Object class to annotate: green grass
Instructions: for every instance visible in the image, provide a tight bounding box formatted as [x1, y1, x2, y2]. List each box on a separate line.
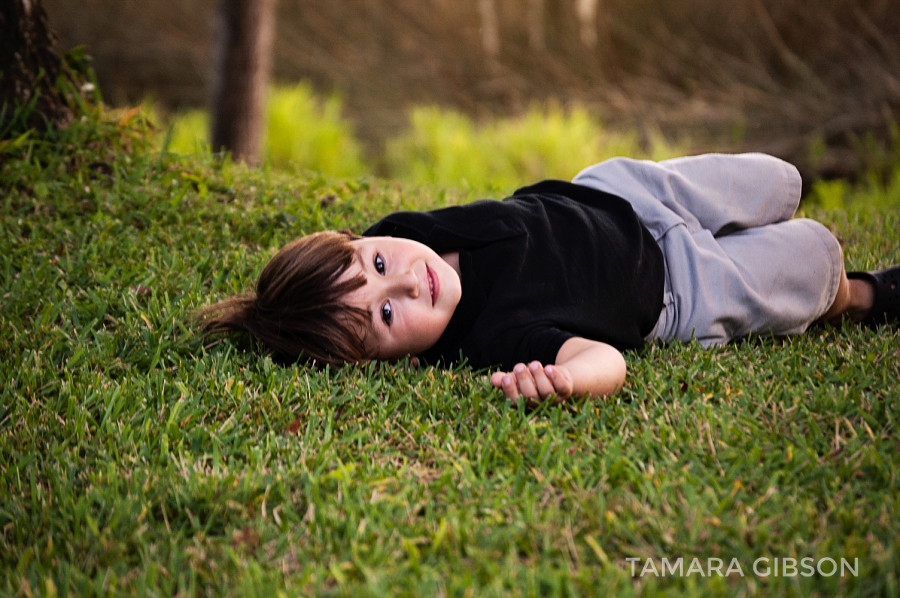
[384, 104, 687, 194]
[162, 88, 688, 195]
[2, 113, 900, 597]
[164, 83, 367, 179]
[810, 169, 900, 211]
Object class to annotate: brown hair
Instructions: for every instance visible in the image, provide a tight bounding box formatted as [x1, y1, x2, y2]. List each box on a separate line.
[197, 230, 371, 365]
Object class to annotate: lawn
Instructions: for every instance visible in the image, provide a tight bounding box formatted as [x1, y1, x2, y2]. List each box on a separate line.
[1, 115, 899, 597]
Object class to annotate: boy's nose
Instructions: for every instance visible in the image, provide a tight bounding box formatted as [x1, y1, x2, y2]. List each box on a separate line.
[394, 269, 419, 298]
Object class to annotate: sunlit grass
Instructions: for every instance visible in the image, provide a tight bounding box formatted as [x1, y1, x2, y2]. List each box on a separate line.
[807, 122, 900, 209]
[265, 84, 366, 178]
[809, 167, 900, 210]
[161, 86, 900, 207]
[386, 104, 689, 193]
[166, 109, 210, 155]
[163, 82, 366, 178]
[162, 90, 691, 193]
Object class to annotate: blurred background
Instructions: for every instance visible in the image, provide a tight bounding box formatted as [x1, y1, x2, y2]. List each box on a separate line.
[45, 0, 900, 194]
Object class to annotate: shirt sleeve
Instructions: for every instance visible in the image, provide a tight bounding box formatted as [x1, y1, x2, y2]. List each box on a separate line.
[507, 325, 575, 369]
[363, 212, 435, 244]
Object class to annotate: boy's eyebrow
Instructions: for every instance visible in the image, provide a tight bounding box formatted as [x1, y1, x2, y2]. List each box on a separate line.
[348, 245, 368, 277]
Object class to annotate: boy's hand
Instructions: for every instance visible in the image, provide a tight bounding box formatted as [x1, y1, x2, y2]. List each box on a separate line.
[490, 361, 574, 405]
[489, 338, 626, 404]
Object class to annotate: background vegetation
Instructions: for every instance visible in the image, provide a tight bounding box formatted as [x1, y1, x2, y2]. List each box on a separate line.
[163, 83, 900, 204]
[2, 109, 899, 596]
[45, 0, 900, 184]
[166, 84, 367, 180]
[162, 84, 688, 193]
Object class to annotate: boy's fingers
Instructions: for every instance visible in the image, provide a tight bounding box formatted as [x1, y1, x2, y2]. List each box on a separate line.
[492, 364, 576, 403]
[513, 363, 539, 399]
[528, 361, 556, 399]
[491, 365, 558, 404]
[545, 365, 573, 399]
[501, 374, 521, 402]
[489, 371, 527, 405]
[490, 371, 506, 388]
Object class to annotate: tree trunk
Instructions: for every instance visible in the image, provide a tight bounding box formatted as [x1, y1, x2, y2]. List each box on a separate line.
[575, 0, 598, 49]
[210, 0, 276, 165]
[527, 0, 545, 52]
[477, 0, 500, 72]
[0, 0, 83, 135]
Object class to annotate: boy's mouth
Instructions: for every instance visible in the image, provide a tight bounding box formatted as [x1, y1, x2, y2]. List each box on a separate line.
[427, 265, 438, 306]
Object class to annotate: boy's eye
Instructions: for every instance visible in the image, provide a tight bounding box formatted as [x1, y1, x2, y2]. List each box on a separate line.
[381, 302, 393, 325]
[374, 253, 385, 274]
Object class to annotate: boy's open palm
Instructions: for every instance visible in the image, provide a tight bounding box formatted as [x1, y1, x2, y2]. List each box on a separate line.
[489, 337, 626, 405]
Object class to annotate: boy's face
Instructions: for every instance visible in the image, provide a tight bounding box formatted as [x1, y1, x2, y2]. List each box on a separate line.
[340, 236, 462, 360]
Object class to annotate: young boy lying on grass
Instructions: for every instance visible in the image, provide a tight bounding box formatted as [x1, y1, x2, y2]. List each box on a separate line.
[201, 154, 900, 403]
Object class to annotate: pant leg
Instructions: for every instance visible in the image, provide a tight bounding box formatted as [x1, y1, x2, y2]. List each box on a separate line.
[648, 218, 843, 346]
[572, 153, 803, 240]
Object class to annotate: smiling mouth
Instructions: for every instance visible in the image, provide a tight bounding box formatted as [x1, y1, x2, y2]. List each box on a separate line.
[427, 265, 438, 306]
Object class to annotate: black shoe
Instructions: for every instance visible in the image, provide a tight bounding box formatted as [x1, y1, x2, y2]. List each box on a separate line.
[847, 266, 900, 326]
